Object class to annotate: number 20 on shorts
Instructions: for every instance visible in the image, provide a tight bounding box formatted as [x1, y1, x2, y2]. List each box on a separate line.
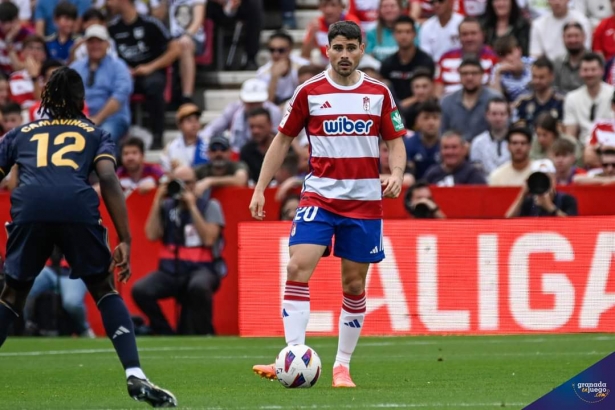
[294, 206, 319, 222]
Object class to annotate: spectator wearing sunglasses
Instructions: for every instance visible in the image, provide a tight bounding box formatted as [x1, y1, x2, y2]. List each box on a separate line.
[70, 24, 133, 144]
[193, 134, 249, 197]
[256, 31, 309, 105]
[563, 52, 614, 144]
[574, 147, 615, 184]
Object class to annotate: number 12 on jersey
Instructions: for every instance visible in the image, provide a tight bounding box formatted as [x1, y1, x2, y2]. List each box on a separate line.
[30, 132, 86, 169]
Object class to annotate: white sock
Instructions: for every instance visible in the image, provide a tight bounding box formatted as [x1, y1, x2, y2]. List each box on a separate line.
[282, 281, 310, 345]
[334, 292, 366, 369]
[125, 367, 147, 380]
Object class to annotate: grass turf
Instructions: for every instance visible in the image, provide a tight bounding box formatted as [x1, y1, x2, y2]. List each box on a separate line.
[0, 334, 612, 410]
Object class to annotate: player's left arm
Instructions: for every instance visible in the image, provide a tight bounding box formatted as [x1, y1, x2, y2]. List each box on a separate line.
[380, 92, 408, 199]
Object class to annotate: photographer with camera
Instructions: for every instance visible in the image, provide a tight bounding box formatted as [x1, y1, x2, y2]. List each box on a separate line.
[132, 165, 226, 335]
[404, 181, 446, 219]
[505, 159, 578, 218]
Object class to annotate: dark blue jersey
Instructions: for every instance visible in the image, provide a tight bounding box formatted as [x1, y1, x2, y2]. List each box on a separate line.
[0, 118, 116, 223]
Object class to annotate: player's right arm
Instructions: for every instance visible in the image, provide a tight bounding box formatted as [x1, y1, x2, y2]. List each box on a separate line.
[249, 132, 294, 219]
[249, 85, 310, 220]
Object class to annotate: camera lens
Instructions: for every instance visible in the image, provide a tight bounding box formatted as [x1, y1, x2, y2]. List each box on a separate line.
[412, 202, 433, 218]
[166, 179, 184, 198]
[527, 172, 551, 195]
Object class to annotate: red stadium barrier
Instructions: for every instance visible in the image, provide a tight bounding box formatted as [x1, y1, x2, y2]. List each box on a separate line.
[238, 218, 615, 336]
[1, 185, 615, 336]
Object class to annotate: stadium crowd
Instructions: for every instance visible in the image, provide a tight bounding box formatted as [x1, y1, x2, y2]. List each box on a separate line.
[3, 0, 615, 336]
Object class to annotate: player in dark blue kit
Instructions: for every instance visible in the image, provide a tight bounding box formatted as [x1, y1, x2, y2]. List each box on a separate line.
[0, 67, 177, 408]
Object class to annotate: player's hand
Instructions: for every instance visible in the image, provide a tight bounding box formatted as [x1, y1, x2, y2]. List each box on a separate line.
[249, 189, 266, 220]
[381, 174, 403, 198]
[109, 242, 131, 283]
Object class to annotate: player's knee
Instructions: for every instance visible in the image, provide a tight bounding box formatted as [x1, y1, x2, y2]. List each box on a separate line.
[341, 277, 365, 295]
[82, 273, 115, 303]
[286, 261, 310, 282]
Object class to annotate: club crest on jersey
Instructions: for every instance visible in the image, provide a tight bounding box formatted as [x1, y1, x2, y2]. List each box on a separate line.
[363, 96, 370, 112]
[323, 116, 373, 135]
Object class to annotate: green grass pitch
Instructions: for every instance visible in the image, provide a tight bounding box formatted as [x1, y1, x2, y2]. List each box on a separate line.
[0, 334, 612, 409]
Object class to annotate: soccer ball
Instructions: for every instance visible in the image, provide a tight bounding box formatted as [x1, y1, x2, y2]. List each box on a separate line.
[275, 344, 322, 388]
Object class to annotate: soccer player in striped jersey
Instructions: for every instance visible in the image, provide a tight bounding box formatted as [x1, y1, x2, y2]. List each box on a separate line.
[249, 21, 407, 388]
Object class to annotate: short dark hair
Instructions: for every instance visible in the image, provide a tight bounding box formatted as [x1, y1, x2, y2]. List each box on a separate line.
[534, 112, 559, 135]
[459, 57, 484, 72]
[82, 7, 106, 23]
[506, 126, 532, 143]
[410, 68, 433, 84]
[404, 180, 430, 209]
[0, 2, 18, 22]
[459, 16, 481, 31]
[533, 56, 554, 72]
[54, 1, 78, 20]
[248, 107, 271, 122]
[417, 99, 441, 116]
[493, 35, 518, 57]
[40, 59, 64, 78]
[328, 21, 362, 45]
[1, 102, 21, 117]
[550, 137, 576, 156]
[268, 30, 293, 47]
[393, 15, 415, 30]
[581, 52, 604, 68]
[121, 137, 145, 154]
[486, 96, 509, 113]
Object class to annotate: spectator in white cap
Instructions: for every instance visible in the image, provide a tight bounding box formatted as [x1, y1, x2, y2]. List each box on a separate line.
[69, 24, 133, 145]
[506, 158, 579, 217]
[199, 78, 282, 153]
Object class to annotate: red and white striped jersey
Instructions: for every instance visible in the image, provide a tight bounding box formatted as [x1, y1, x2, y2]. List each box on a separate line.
[279, 70, 406, 219]
[9, 69, 36, 108]
[589, 119, 615, 148]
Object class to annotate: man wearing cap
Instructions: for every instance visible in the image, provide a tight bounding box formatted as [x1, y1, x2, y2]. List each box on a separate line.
[160, 103, 207, 172]
[70, 24, 133, 143]
[193, 135, 249, 196]
[506, 158, 578, 217]
[199, 78, 282, 153]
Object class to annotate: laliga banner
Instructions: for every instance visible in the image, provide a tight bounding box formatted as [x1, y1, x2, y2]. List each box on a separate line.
[238, 217, 615, 336]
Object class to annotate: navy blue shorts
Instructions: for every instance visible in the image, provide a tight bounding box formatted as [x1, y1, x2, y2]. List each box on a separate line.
[4, 222, 112, 282]
[289, 207, 384, 263]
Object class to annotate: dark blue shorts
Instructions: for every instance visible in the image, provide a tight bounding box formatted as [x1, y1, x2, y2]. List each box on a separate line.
[4, 222, 112, 282]
[288, 207, 384, 263]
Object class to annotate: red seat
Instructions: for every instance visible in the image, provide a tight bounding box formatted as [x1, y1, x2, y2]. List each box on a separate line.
[195, 19, 214, 66]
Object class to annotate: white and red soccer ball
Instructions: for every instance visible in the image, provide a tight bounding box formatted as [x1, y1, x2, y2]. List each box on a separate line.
[275, 344, 322, 388]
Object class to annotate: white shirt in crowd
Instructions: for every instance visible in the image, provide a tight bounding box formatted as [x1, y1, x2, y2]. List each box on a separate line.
[530, 9, 592, 60]
[563, 82, 615, 144]
[10, 0, 31, 21]
[470, 131, 511, 175]
[256, 54, 310, 103]
[160, 135, 207, 172]
[419, 12, 464, 62]
[168, 0, 206, 43]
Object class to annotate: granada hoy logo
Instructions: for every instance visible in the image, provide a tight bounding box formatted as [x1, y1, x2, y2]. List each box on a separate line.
[573, 382, 610, 403]
[391, 110, 404, 132]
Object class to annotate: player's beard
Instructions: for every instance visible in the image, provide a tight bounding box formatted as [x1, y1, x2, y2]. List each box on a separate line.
[333, 60, 357, 78]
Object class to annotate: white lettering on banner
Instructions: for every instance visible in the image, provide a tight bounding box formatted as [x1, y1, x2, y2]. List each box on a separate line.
[365, 237, 410, 331]
[509, 233, 575, 330]
[418, 235, 470, 331]
[279, 238, 334, 332]
[580, 232, 615, 328]
[478, 234, 499, 330]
